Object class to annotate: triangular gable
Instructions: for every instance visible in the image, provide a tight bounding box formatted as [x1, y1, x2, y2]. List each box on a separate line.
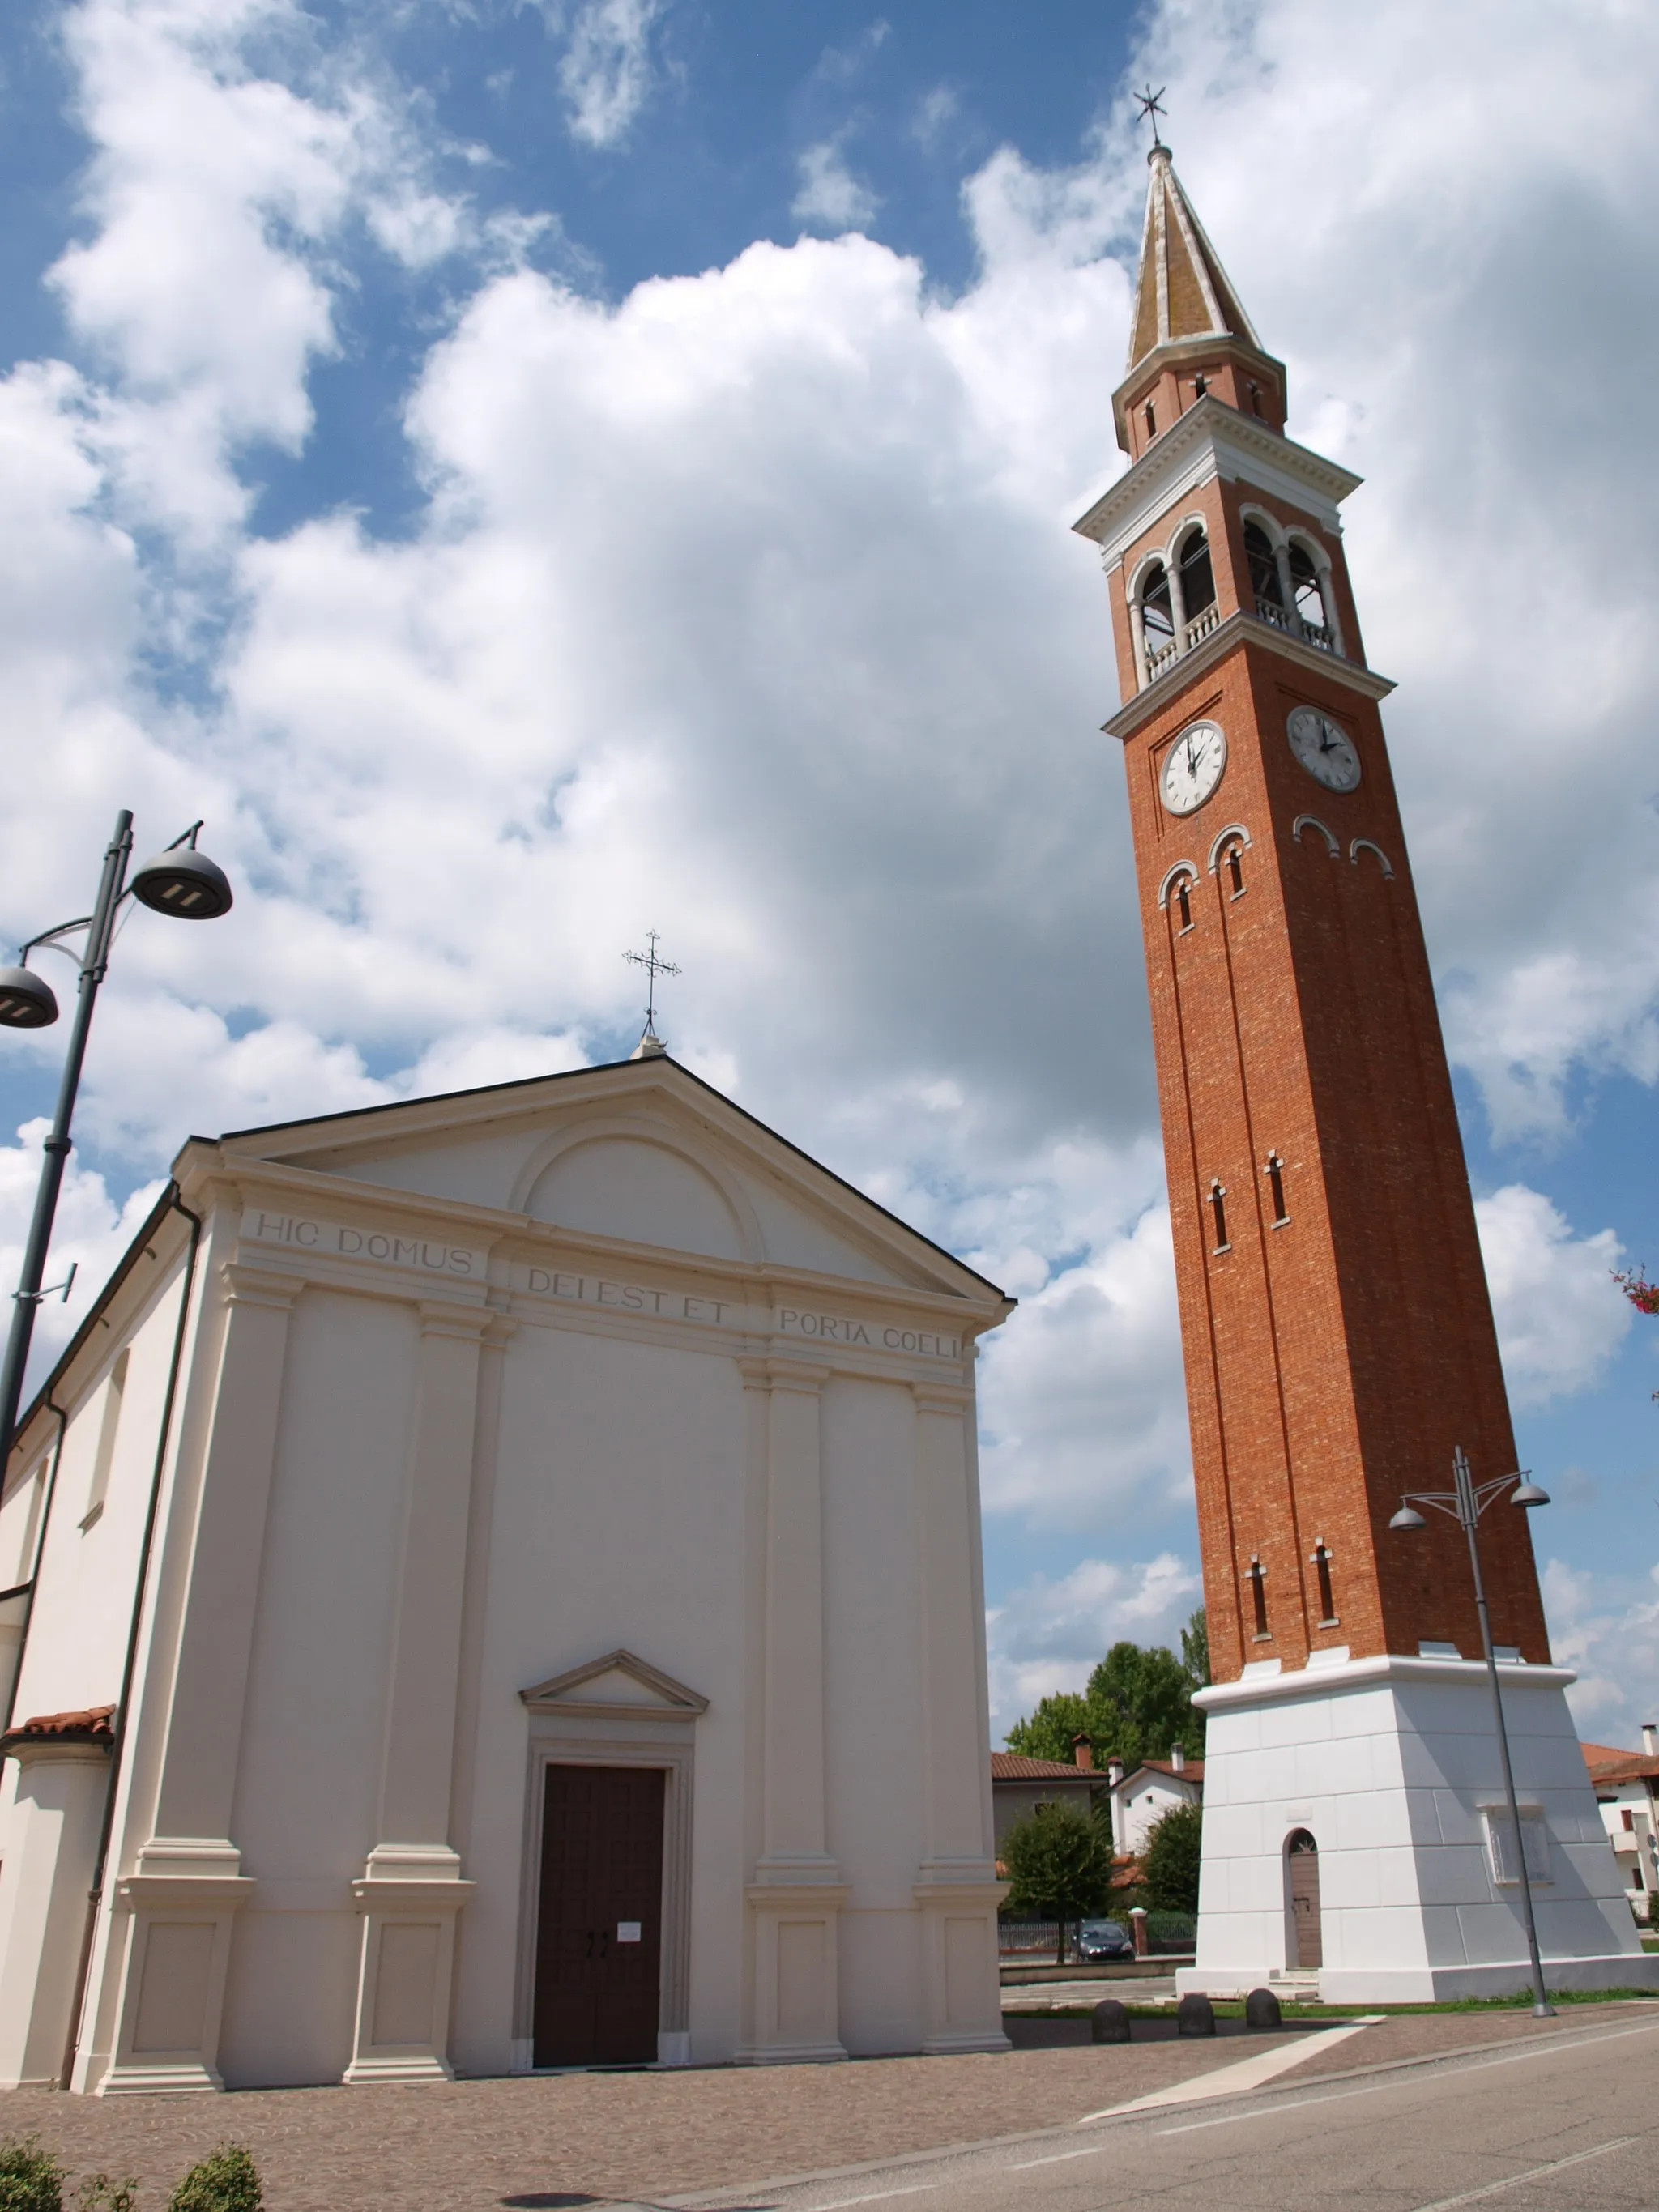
[194, 1054, 1009, 1309]
[520, 1649, 710, 1718]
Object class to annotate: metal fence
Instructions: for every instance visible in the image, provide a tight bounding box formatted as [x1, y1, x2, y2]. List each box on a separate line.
[998, 1914, 1196, 1958]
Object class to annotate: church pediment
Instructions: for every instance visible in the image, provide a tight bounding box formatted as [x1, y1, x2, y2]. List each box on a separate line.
[202, 1055, 1008, 1309]
[520, 1649, 710, 1719]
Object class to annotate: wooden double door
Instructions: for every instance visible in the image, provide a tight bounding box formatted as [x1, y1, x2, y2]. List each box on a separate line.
[533, 1764, 665, 2067]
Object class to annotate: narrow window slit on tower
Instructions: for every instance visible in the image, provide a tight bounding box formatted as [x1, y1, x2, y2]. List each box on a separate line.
[1311, 1541, 1337, 1627]
[1246, 1556, 1269, 1640]
[1145, 400, 1157, 437]
[1209, 1179, 1230, 1254]
[1225, 842, 1245, 897]
[1193, 373, 1208, 399]
[1175, 878, 1192, 931]
[1266, 1153, 1288, 1225]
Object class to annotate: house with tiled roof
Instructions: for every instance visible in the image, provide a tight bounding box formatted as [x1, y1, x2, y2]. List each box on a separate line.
[989, 1737, 1100, 1846]
[1105, 1749, 1204, 1855]
[1583, 1733, 1659, 1920]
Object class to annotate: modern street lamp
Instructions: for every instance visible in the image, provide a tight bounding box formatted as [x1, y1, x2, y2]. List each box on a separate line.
[1389, 1447, 1554, 2016]
[0, 811, 232, 1457]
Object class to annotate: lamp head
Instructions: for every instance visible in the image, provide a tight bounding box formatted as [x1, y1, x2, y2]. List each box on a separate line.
[130, 836, 233, 920]
[1510, 1480, 1550, 1510]
[0, 965, 59, 1029]
[1388, 1501, 1427, 1532]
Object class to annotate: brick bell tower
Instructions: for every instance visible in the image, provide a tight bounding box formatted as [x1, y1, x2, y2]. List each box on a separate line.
[1073, 141, 1653, 2001]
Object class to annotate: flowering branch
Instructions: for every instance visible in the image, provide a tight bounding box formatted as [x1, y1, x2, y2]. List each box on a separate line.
[1614, 1267, 1659, 1317]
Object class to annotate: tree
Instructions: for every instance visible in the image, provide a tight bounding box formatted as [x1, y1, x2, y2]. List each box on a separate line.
[1141, 1801, 1203, 1914]
[1615, 1270, 1659, 1402]
[1004, 1626, 1207, 1772]
[1181, 1606, 1209, 1692]
[1000, 1803, 1116, 1964]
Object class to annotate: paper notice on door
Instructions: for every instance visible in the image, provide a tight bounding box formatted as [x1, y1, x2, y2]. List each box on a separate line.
[616, 1921, 642, 1943]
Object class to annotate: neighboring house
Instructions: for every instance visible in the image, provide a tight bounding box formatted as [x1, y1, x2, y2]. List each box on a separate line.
[1583, 1733, 1659, 1916]
[1106, 1748, 1204, 1856]
[990, 1738, 1099, 1848]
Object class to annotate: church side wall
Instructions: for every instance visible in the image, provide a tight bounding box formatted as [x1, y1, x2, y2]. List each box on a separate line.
[6, 1259, 194, 1733]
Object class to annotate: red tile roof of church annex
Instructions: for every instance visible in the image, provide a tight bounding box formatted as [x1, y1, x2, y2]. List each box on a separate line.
[1582, 1741, 1659, 1784]
[989, 1754, 1096, 1781]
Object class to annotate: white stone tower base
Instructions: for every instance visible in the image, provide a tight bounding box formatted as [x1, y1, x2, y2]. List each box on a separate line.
[1177, 1653, 1659, 2004]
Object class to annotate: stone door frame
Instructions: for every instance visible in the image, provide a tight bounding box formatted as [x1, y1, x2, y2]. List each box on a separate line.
[514, 1652, 706, 2069]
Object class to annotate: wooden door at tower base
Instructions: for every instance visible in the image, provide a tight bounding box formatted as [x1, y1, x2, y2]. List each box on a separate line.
[534, 1765, 666, 2066]
[1288, 1831, 1322, 1970]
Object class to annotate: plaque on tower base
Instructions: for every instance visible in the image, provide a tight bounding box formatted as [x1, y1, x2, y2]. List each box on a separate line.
[1176, 1656, 1659, 2005]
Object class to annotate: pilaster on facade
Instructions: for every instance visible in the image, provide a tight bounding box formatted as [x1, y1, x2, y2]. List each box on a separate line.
[344, 1848, 476, 2085]
[738, 1878, 850, 2065]
[97, 1840, 254, 2095]
[736, 1354, 848, 2059]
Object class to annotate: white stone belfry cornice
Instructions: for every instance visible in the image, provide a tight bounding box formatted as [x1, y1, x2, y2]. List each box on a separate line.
[1073, 395, 1363, 566]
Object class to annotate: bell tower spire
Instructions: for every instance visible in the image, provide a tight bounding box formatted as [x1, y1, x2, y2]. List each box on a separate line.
[1115, 146, 1286, 459]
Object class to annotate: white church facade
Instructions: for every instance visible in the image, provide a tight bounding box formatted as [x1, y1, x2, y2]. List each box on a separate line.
[0, 1051, 1013, 2092]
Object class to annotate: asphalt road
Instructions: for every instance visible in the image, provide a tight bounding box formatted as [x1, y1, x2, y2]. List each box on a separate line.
[674, 2011, 1659, 2212]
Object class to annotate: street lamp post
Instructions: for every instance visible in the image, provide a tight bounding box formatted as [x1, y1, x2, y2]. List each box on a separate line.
[1388, 1447, 1555, 2017]
[0, 811, 232, 1457]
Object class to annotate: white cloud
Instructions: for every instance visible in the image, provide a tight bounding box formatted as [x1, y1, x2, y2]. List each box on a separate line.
[1544, 1556, 1659, 1753]
[558, 0, 661, 150]
[1474, 1185, 1631, 1412]
[46, 0, 492, 539]
[792, 139, 879, 232]
[986, 1551, 1201, 1745]
[979, 1200, 1189, 1525]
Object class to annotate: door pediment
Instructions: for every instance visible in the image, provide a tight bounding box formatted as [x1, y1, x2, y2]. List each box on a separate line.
[520, 1648, 709, 1720]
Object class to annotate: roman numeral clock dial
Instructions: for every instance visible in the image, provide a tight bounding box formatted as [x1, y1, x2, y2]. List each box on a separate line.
[1160, 718, 1227, 814]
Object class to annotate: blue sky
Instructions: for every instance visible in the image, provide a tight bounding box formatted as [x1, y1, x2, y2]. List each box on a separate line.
[1, 0, 1657, 1747]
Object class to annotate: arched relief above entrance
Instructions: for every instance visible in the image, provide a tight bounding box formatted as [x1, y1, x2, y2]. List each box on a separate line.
[518, 1127, 757, 1262]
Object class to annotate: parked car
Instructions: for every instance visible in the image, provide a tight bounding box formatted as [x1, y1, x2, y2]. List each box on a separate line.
[1073, 1918, 1135, 1963]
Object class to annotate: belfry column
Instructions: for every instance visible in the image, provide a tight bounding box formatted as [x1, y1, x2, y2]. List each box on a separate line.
[738, 1357, 847, 2063]
[910, 1379, 1009, 2055]
[343, 1300, 493, 2084]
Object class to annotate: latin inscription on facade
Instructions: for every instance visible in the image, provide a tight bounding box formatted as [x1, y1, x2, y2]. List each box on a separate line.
[241, 1212, 961, 1360]
[244, 1212, 484, 1276]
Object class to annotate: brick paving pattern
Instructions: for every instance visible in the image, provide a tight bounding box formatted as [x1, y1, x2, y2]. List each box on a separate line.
[0, 2005, 1648, 2211]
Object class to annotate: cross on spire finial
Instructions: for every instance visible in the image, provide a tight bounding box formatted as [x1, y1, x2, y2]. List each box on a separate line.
[624, 929, 681, 1043]
[1135, 83, 1168, 151]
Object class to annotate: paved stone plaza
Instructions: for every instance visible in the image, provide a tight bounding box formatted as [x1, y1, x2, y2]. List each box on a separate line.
[0, 2002, 1648, 2210]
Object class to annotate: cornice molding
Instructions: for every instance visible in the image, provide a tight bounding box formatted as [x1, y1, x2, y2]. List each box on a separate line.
[1102, 611, 1395, 742]
[1195, 1652, 1575, 1710]
[1073, 394, 1363, 560]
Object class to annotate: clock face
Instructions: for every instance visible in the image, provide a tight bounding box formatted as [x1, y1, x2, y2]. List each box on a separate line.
[1161, 720, 1227, 816]
[1286, 705, 1362, 792]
